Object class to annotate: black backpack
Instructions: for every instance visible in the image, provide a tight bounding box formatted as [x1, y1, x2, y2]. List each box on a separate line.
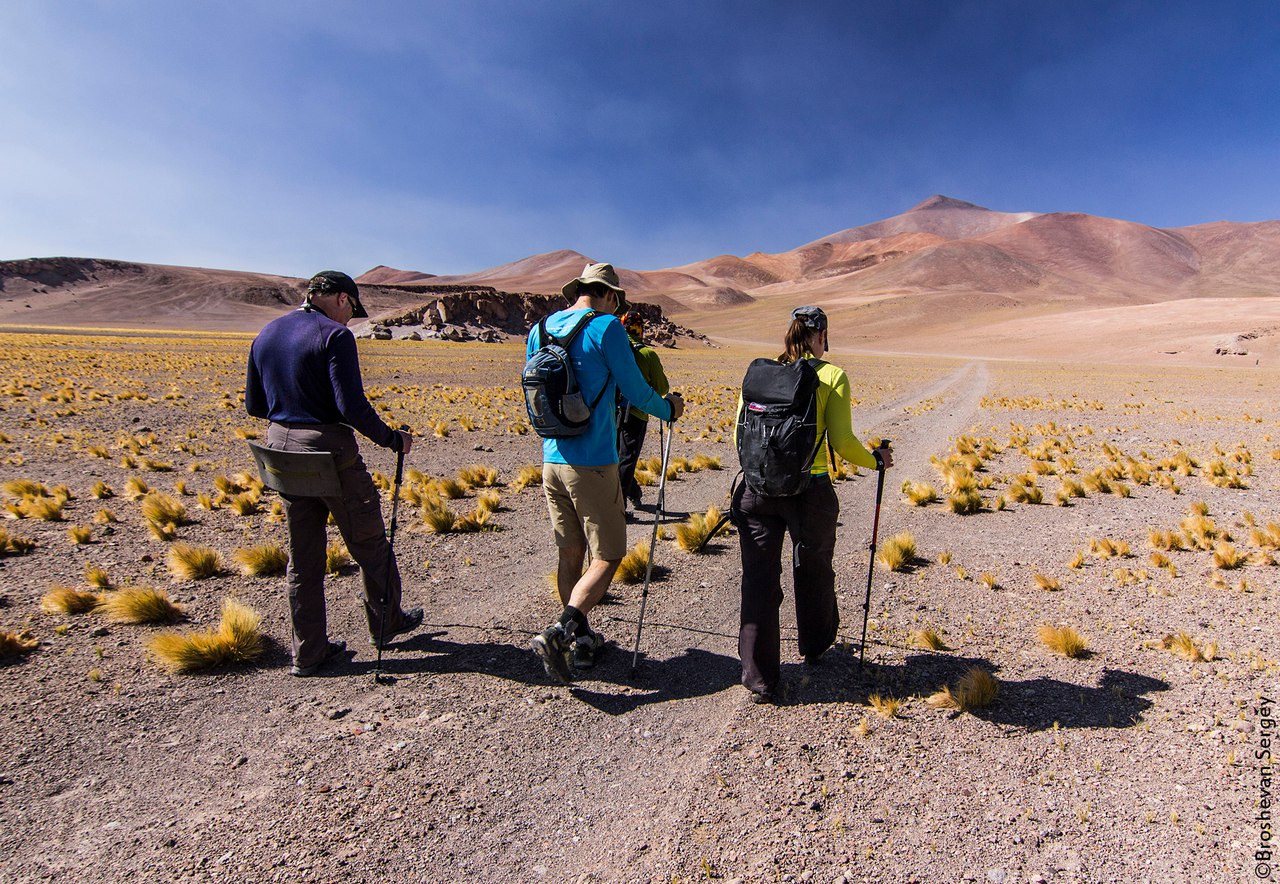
[736, 357, 826, 496]
[522, 311, 607, 438]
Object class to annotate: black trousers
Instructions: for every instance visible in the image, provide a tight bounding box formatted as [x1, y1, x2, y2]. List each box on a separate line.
[732, 479, 840, 695]
[616, 411, 649, 499]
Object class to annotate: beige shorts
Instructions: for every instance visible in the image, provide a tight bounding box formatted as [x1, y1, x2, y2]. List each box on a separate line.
[542, 462, 626, 561]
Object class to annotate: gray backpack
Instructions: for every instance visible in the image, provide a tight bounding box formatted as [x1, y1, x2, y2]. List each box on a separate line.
[522, 311, 606, 438]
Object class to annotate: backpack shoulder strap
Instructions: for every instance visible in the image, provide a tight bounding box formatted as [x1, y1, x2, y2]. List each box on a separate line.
[551, 310, 601, 348]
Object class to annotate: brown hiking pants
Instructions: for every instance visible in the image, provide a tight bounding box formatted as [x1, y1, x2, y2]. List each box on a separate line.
[266, 423, 408, 668]
[732, 478, 841, 695]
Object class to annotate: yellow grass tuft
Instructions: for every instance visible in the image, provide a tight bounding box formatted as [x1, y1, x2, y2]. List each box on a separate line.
[615, 540, 653, 584]
[325, 541, 351, 574]
[2, 479, 48, 498]
[0, 630, 39, 658]
[867, 694, 902, 718]
[0, 527, 37, 555]
[1038, 624, 1088, 658]
[84, 564, 112, 589]
[227, 492, 260, 516]
[22, 496, 65, 521]
[141, 491, 189, 526]
[674, 506, 730, 552]
[947, 489, 983, 514]
[690, 454, 722, 471]
[421, 499, 457, 533]
[980, 572, 998, 590]
[509, 464, 543, 492]
[91, 481, 114, 499]
[458, 465, 500, 488]
[167, 543, 222, 580]
[1033, 572, 1061, 592]
[911, 627, 948, 651]
[124, 477, 150, 500]
[149, 598, 265, 672]
[903, 481, 938, 506]
[937, 550, 953, 566]
[1089, 537, 1131, 559]
[41, 586, 103, 615]
[877, 532, 917, 572]
[1212, 542, 1245, 570]
[476, 490, 501, 515]
[233, 543, 289, 577]
[1162, 631, 1217, 663]
[67, 524, 93, 545]
[99, 586, 185, 624]
[926, 667, 998, 712]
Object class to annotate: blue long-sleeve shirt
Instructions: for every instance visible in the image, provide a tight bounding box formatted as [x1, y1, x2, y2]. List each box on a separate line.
[528, 309, 674, 466]
[245, 307, 400, 450]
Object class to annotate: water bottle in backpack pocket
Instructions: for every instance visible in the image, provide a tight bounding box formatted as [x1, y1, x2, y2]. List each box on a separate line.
[735, 357, 825, 496]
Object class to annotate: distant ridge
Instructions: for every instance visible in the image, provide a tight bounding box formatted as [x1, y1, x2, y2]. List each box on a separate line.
[4, 196, 1279, 363]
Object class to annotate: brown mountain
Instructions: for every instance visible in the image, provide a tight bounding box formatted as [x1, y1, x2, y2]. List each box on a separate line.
[5, 196, 1279, 362]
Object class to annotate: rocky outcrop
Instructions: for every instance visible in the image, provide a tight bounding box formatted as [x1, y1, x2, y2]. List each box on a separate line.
[354, 287, 709, 347]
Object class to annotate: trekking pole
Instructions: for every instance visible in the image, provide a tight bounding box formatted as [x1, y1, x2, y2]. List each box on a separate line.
[374, 431, 407, 684]
[631, 420, 675, 676]
[858, 440, 891, 672]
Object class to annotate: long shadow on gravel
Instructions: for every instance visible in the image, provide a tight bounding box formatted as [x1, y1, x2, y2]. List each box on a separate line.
[342, 632, 740, 709]
[785, 649, 1168, 731]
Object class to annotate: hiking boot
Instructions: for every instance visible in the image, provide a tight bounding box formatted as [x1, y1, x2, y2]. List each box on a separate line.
[290, 640, 347, 677]
[531, 623, 574, 684]
[571, 629, 606, 672]
[370, 607, 424, 649]
[626, 486, 643, 509]
[748, 687, 776, 705]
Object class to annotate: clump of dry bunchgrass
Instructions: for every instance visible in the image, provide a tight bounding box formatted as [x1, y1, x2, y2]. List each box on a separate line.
[99, 586, 185, 624]
[877, 532, 917, 572]
[1161, 631, 1218, 662]
[41, 586, 102, 615]
[868, 694, 902, 718]
[233, 543, 289, 577]
[910, 627, 948, 651]
[167, 543, 222, 580]
[615, 541, 652, 584]
[1038, 624, 1088, 658]
[0, 528, 37, 556]
[0, 630, 39, 658]
[509, 465, 543, 492]
[926, 667, 998, 712]
[674, 506, 729, 552]
[149, 598, 265, 672]
[325, 541, 351, 574]
[902, 481, 938, 506]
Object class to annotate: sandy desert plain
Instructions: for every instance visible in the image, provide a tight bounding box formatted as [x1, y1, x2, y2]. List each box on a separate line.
[0, 324, 1273, 884]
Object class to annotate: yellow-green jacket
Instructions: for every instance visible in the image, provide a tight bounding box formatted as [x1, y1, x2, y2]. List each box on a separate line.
[734, 354, 878, 475]
[626, 335, 669, 420]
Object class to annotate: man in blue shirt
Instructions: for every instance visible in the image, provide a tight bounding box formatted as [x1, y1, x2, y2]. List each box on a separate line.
[246, 271, 422, 677]
[528, 263, 684, 682]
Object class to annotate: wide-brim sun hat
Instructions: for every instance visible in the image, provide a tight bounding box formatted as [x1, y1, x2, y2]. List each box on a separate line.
[563, 262, 628, 313]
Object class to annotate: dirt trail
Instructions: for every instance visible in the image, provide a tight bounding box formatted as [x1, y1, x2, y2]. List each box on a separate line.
[517, 363, 995, 876]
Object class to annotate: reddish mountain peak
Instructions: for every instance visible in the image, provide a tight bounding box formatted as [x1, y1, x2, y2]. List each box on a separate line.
[908, 195, 988, 212]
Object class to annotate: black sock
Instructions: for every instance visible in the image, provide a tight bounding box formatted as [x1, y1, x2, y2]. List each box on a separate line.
[559, 606, 587, 636]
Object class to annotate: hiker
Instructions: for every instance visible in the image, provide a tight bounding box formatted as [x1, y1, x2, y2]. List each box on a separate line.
[731, 305, 892, 704]
[245, 271, 423, 677]
[525, 262, 684, 682]
[616, 310, 669, 510]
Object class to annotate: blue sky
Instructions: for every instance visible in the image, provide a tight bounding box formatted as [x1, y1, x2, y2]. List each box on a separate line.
[2, 1, 1277, 278]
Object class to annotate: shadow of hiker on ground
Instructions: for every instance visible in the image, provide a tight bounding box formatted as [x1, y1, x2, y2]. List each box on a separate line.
[780, 646, 1167, 731]
[338, 628, 741, 710]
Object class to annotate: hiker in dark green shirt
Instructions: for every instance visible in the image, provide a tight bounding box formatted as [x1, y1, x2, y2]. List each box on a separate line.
[616, 311, 669, 510]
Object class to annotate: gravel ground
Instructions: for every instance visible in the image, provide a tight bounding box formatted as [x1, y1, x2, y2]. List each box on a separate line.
[0, 333, 1275, 883]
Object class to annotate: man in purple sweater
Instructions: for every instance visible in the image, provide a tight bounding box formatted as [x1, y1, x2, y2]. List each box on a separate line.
[246, 271, 422, 677]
